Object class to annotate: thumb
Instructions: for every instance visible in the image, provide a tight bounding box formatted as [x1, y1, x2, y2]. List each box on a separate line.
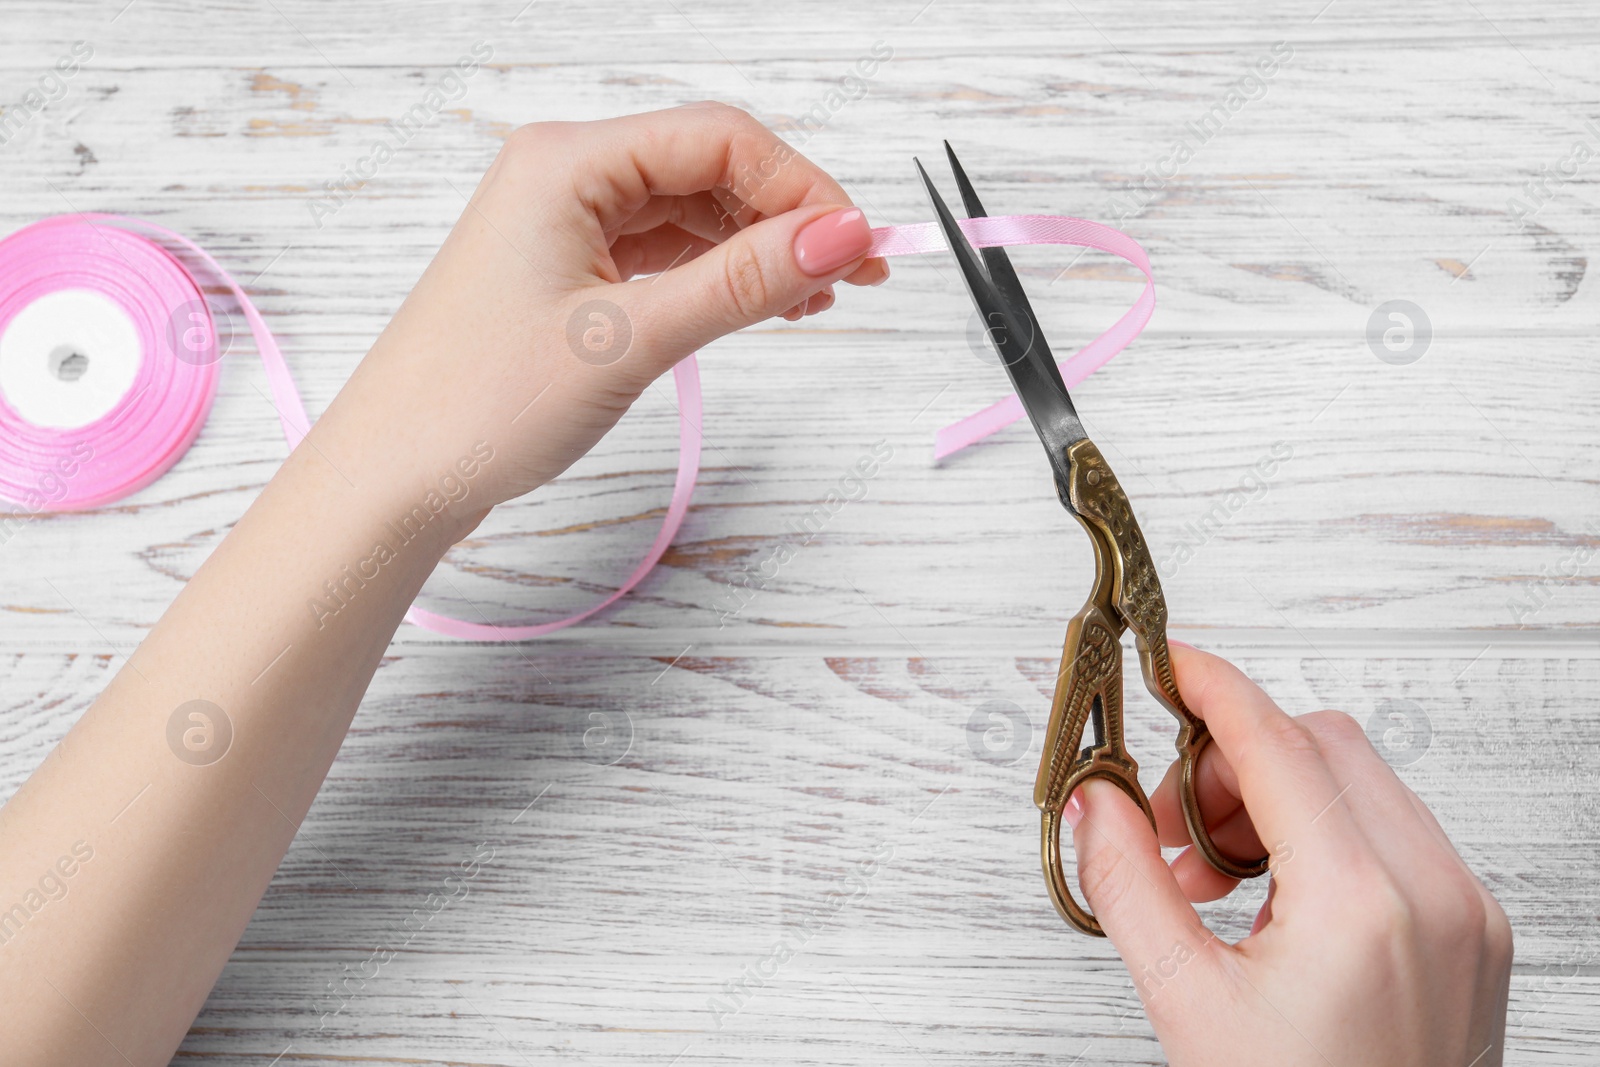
[617, 205, 872, 360]
[1070, 778, 1218, 1000]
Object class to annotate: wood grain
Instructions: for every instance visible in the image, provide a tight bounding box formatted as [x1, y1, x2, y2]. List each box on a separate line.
[1, 0, 1597, 1062]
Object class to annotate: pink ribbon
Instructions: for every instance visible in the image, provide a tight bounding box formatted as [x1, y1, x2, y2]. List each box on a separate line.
[0, 212, 1153, 639]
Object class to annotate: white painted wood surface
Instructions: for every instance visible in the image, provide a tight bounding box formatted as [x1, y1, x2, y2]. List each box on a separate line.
[2, 1, 1598, 1062]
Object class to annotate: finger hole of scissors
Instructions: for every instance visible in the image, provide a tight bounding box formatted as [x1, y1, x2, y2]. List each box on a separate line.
[1047, 767, 1153, 935]
[1182, 734, 1271, 878]
[1170, 837, 1246, 904]
[1152, 743, 1253, 852]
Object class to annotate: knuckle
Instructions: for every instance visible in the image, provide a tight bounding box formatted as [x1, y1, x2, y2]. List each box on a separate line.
[1484, 894, 1515, 964]
[502, 123, 553, 165]
[500, 121, 569, 167]
[1299, 709, 1363, 747]
[1259, 713, 1321, 762]
[700, 99, 751, 124]
[1447, 876, 1488, 935]
[1407, 873, 1491, 956]
[1354, 877, 1415, 945]
[1331, 852, 1398, 917]
[1174, 654, 1221, 712]
[719, 242, 772, 320]
[504, 121, 550, 153]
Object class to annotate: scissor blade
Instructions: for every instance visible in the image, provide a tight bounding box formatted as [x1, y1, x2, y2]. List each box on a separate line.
[942, 142, 1075, 403]
[914, 157, 1086, 472]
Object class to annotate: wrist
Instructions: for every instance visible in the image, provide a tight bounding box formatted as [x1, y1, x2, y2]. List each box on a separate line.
[332, 435, 498, 556]
[305, 366, 505, 554]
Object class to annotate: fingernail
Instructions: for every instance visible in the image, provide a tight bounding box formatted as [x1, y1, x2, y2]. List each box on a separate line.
[1064, 788, 1084, 829]
[869, 260, 891, 285]
[1169, 639, 1197, 651]
[794, 208, 871, 277]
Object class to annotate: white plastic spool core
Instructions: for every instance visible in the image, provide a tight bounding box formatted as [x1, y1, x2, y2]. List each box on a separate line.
[0, 288, 142, 429]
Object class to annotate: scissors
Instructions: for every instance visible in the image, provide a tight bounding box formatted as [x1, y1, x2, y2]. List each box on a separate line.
[916, 144, 1270, 936]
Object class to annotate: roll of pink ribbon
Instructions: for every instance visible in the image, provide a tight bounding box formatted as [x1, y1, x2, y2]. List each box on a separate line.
[0, 219, 224, 509]
[0, 211, 1154, 638]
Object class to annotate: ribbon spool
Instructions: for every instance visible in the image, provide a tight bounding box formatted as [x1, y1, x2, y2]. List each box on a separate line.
[0, 212, 1155, 638]
[0, 220, 224, 510]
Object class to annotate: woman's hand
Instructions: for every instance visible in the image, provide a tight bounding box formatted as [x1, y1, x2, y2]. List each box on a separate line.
[317, 101, 886, 531]
[1066, 644, 1513, 1066]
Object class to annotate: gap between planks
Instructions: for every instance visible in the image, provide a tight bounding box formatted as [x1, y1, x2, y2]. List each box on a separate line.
[0, 628, 1593, 658]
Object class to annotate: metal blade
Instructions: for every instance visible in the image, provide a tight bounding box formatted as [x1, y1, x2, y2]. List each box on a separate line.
[942, 141, 1075, 405]
[914, 156, 1086, 476]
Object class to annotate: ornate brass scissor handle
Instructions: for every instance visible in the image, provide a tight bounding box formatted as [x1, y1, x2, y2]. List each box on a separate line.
[1034, 440, 1270, 936]
[915, 143, 1269, 935]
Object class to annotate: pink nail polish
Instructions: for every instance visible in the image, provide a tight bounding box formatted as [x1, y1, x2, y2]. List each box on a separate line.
[1064, 789, 1084, 829]
[793, 208, 871, 277]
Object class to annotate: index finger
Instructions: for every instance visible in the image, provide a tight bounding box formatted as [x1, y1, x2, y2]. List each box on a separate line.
[1168, 644, 1366, 882]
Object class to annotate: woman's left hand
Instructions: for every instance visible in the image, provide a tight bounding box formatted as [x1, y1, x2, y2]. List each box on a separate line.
[318, 101, 888, 532]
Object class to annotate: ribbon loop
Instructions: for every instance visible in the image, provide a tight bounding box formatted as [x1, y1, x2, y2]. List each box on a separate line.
[863, 216, 1155, 459]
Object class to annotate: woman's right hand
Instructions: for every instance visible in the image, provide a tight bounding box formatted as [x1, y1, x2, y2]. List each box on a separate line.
[1065, 644, 1513, 1066]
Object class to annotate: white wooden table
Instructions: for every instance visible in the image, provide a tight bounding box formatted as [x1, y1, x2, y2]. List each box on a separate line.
[4, 1, 1599, 1063]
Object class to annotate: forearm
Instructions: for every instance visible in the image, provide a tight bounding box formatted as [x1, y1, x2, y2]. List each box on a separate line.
[0, 377, 484, 1063]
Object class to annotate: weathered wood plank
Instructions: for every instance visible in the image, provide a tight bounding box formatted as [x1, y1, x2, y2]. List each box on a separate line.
[6, 0, 1600, 66]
